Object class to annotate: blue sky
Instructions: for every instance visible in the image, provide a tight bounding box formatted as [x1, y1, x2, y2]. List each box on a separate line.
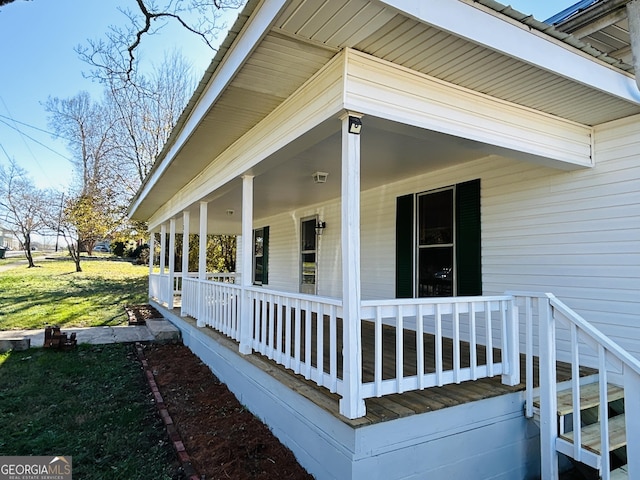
[0, 0, 579, 190]
[0, 0, 233, 190]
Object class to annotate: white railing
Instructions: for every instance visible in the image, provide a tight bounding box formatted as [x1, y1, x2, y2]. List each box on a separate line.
[182, 276, 241, 341]
[173, 272, 236, 296]
[513, 292, 640, 480]
[181, 276, 199, 319]
[360, 296, 520, 399]
[246, 287, 344, 395]
[149, 273, 162, 300]
[179, 281, 521, 418]
[149, 272, 172, 306]
[206, 272, 237, 283]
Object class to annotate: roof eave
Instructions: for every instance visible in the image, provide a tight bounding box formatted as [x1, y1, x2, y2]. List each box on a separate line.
[378, 0, 640, 102]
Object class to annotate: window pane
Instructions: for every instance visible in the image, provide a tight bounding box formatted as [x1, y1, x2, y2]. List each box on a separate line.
[254, 256, 263, 284]
[254, 229, 264, 257]
[419, 189, 453, 245]
[418, 247, 453, 297]
[301, 219, 316, 251]
[301, 252, 316, 284]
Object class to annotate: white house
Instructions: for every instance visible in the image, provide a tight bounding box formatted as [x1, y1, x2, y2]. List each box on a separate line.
[128, 1, 640, 478]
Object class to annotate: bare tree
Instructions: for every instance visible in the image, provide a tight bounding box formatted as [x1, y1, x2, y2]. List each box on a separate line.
[77, 0, 245, 82]
[0, 161, 49, 267]
[45, 92, 130, 256]
[45, 92, 121, 197]
[2, 0, 244, 82]
[107, 50, 194, 186]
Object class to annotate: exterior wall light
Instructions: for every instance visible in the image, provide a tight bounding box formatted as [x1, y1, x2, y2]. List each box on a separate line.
[348, 115, 362, 134]
[312, 171, 329, 184]
[315, 221, 326, 236]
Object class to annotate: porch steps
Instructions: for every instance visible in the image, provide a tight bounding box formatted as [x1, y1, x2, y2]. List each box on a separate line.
[533, 382, 628, 479]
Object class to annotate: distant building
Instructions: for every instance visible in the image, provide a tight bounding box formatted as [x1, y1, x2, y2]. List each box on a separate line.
[0, 226, 19, 250]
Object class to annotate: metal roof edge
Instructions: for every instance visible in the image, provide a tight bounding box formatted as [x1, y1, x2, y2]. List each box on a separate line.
[471, 0, 634, 73]
[545, 0, 599, 24]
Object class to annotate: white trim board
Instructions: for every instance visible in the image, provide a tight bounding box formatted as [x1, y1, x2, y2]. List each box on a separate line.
[344, 48, 593, 169]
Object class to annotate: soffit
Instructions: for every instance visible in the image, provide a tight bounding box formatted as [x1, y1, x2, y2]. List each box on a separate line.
[134, 30, 338, 220]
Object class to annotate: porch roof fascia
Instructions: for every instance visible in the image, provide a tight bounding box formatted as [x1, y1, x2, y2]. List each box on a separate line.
[377, 0, 640, 105]
[342, 49, 594, 169]
[128, 0, 287, 221]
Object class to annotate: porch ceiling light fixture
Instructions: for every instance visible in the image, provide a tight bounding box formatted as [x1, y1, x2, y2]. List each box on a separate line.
[226, 209, 234, 216]
[315, 220, 326, 236]
[312, 171, 329, 184]
[348, 115, 362, 134]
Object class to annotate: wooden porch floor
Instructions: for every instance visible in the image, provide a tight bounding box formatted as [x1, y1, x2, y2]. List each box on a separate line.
[173, 310, 591, 428]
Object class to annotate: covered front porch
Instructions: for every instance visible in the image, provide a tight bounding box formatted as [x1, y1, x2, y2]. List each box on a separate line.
[152, 273, 523, 419]
[150, 260, 594, 421]
[138, 47, 597, 420]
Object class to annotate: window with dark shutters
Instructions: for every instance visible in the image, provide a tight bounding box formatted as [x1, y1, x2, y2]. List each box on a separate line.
[395, 179, 481, 298]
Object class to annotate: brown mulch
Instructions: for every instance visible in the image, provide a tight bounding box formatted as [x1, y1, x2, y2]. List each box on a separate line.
[125, 304, 163, 324]
[143, 343, 313, 480]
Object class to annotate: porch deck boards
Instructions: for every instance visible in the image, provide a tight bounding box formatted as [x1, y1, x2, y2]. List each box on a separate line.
[175, 310, 589, 428]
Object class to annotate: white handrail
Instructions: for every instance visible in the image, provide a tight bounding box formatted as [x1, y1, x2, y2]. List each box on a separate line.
[549, 294, 640, 375]
[511, 291, 640, 480]
[245, 287, 343, 394]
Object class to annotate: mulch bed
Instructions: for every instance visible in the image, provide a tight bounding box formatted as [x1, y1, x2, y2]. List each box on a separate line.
[142, 343, 313, 480]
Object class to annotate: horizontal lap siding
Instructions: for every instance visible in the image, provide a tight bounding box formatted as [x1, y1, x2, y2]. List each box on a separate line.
[483, 116, 640, 358]
[256, 202, 343, 297]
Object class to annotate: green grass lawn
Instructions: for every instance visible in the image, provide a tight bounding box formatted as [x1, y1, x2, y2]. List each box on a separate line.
[0, 257, 148, 330]
[0, 344, 177, 479]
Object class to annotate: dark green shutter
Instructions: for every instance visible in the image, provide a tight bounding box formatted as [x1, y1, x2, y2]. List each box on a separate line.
[396, 194, 414, 298]
[262, 226, 269, 285]
[456, 179, 481, 296]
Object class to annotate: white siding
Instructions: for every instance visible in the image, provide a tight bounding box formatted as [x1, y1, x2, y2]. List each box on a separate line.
[256, 115, 640, 357]
[257, 200, 343, 297]
[482, 116, 640, 357]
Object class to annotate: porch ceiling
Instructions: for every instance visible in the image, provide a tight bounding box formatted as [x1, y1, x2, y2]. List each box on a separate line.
[178, 115, 529, 234]
[131, 0, 640, 225]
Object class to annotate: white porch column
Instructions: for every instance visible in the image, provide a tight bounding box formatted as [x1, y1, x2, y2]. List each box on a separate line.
[197, 201, 208, 327]
[168, 218, 176, 309]
[182, 211, 190, 277]
[148, 229, 155, 299]
[239, 175, 254, 355]
[181, 210, 190, 317]
[339, 112, 366, 419]
[159, 223, 167, 275]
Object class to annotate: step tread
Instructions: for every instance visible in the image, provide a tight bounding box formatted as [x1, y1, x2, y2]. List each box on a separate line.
[533, 382, 624, 416]
[559, 413, 626, 455]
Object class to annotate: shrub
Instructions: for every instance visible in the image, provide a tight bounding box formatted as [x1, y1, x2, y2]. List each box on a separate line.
[112, 241, 126, 257]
